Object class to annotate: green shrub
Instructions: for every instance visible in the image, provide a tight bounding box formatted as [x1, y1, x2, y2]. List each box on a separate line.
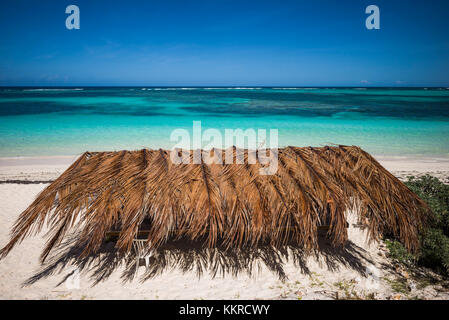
[385, 239, 416, 266]
[419, 228, 449, 274]
[385, 175, 449, 275]
[405, 175, 449, 235]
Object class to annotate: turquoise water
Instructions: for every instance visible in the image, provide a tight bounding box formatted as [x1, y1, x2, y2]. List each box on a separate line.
[0, 87, 448, 157]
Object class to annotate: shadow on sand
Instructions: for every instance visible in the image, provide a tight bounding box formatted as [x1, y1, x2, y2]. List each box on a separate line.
[23, 232, 375, 288]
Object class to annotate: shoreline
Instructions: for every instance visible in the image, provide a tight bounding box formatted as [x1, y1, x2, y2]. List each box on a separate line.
[1, 153, 448, 183]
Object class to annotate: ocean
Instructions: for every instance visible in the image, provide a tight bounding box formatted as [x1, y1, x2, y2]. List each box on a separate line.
[0, 87, 448, 158]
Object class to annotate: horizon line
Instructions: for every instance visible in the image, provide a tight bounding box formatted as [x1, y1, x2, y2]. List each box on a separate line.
[1, 85, 449, 89]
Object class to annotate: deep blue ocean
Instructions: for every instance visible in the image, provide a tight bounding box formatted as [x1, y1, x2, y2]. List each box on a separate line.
[0, 87, 448, 157]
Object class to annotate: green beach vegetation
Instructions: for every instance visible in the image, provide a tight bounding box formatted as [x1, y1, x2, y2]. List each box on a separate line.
[386, 175, 449, 275]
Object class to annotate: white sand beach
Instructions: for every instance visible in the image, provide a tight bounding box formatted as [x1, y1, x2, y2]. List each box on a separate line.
[0, 155, 448, 300]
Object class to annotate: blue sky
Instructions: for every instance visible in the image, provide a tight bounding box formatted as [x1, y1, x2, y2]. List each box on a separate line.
[0, 0, 448, 86]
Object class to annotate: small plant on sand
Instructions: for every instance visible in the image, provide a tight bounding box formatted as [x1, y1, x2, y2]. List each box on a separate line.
[334, 288, 371, 300]
[309, 272, 325, 288]
[57, 293, 72, 299]
[383, 277, 410, 295]
[334, 280, 352, 291]
[333, 280, 365, 300]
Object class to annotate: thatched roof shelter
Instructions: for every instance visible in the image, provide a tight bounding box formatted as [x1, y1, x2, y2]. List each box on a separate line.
[0, 146, 429, 263]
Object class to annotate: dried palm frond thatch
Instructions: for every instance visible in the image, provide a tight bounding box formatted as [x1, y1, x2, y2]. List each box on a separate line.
[0, 146, 429, 263]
